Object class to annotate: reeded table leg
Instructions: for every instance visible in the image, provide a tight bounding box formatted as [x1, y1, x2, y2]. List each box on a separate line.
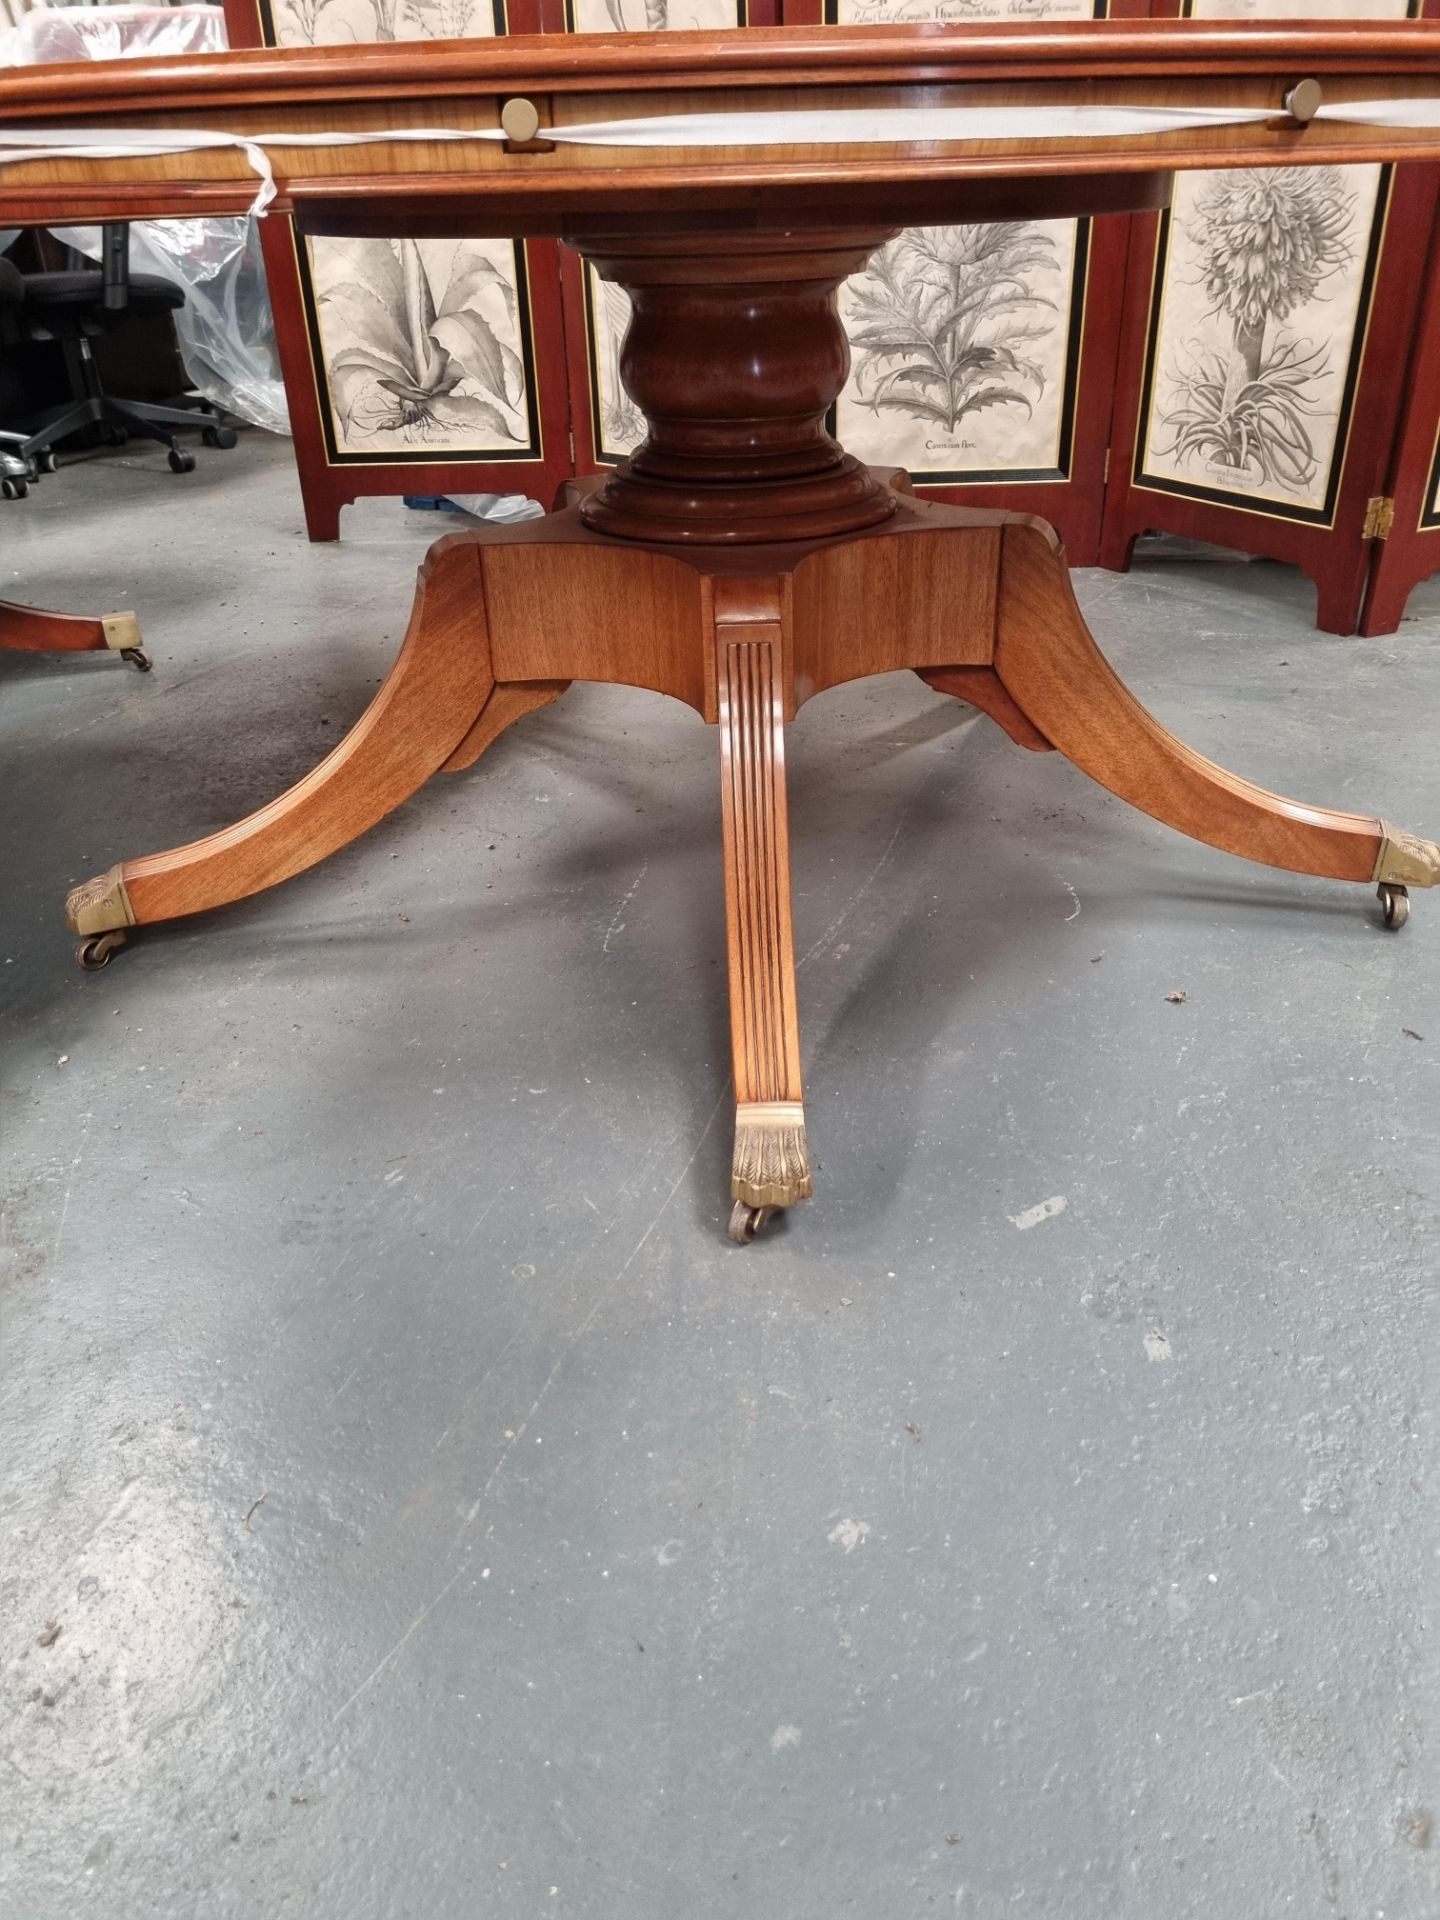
[715, 580, 811, 1244]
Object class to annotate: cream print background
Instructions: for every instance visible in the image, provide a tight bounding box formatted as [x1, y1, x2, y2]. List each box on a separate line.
[1188, 0, 1411, 15]
[570, 0, 737, 27]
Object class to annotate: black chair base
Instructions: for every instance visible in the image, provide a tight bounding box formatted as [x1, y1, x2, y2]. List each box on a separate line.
[16, 390, 237, 473]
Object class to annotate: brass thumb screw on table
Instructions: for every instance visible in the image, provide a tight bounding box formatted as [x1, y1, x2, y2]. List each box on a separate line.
[500, 98, 541, 145]
[1284, 79, 1323, 126]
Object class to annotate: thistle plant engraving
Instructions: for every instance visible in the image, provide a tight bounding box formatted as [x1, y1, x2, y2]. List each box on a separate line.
[843, 224, 1063, 435]
[316, 238, 527, 447]
[1155, 167, 1356, 493]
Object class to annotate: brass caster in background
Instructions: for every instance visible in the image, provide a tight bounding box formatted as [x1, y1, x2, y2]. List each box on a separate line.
[76, 929, 128, 971]
[120, 646, 151, 672]
[728, 1202, 777, 1245]
[1377, 882, 1410, 930]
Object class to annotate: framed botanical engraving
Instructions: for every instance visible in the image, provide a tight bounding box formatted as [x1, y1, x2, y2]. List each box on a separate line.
[1132, 162, 1388, 527]
[296, 234, 542, 466]
[224, 0, 573, 540]
[834, 218, 1089, 490]
[1098, 0, 1438, 632]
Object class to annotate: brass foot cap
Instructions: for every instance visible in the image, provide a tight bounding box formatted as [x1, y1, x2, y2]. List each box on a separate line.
[101, 612, 142, 653]
[66, 864, 136, 935]
[1374, 824, 1440, 890]
[732, 1101, 813, 1211]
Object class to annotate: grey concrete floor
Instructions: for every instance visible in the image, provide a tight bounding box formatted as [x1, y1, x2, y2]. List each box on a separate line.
[1, 432, 1437, 1920]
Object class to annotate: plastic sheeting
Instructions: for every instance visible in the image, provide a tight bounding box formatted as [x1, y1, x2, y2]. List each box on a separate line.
[0, 6, 289, 434]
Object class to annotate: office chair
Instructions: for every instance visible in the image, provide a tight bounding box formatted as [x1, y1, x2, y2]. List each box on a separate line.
[0, 253, 38, 496]
[8, 224, 236, 479]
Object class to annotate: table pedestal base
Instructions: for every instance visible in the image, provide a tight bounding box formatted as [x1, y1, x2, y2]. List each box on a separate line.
[64, 481, 1440, 1232]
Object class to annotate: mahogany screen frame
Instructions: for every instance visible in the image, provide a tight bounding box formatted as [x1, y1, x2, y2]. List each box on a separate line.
[1360, 184, 1440, 632]
[1097, 0, 1440, 633]
[224, 0, 576, 540]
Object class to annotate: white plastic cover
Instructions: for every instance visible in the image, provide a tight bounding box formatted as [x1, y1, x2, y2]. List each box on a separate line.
[0, 5, 289, 434]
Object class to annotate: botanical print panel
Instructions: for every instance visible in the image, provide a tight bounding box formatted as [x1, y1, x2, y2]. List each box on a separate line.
[569, 0, 741, 28]
[264, 0, 501, 48]
[835, 220, 1082, 482]
[1138, 164, 1384, 519]
[305, 236, 535, 458]
[827, 0, 1092, 20]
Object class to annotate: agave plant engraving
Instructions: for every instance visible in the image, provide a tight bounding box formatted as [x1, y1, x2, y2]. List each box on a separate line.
[1155, 167, 1355, 492]
[316, 237, 527, 448]
[843, 223, 1063, 435]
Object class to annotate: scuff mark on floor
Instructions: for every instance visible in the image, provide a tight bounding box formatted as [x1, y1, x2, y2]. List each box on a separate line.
[1009, 1195, 1067, 1231]
[602, 860, 648, 953]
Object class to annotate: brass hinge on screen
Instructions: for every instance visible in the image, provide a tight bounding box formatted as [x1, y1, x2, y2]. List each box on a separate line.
[1363, 495, 1395, 541]
[1103, 447, 1111, 484]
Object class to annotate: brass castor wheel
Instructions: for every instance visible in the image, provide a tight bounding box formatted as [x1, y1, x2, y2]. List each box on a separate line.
[76, 929, 128, 971]
[1378, 882, 1410, 930]
[728, 1201, 777, 1245]
[119, 646, 151, 672]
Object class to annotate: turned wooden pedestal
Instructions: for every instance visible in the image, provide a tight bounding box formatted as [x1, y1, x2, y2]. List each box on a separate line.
[63, 221, 1440, 1240]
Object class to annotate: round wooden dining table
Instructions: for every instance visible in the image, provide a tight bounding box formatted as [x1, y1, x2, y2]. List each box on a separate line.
[3, 19, 1438, 1237]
